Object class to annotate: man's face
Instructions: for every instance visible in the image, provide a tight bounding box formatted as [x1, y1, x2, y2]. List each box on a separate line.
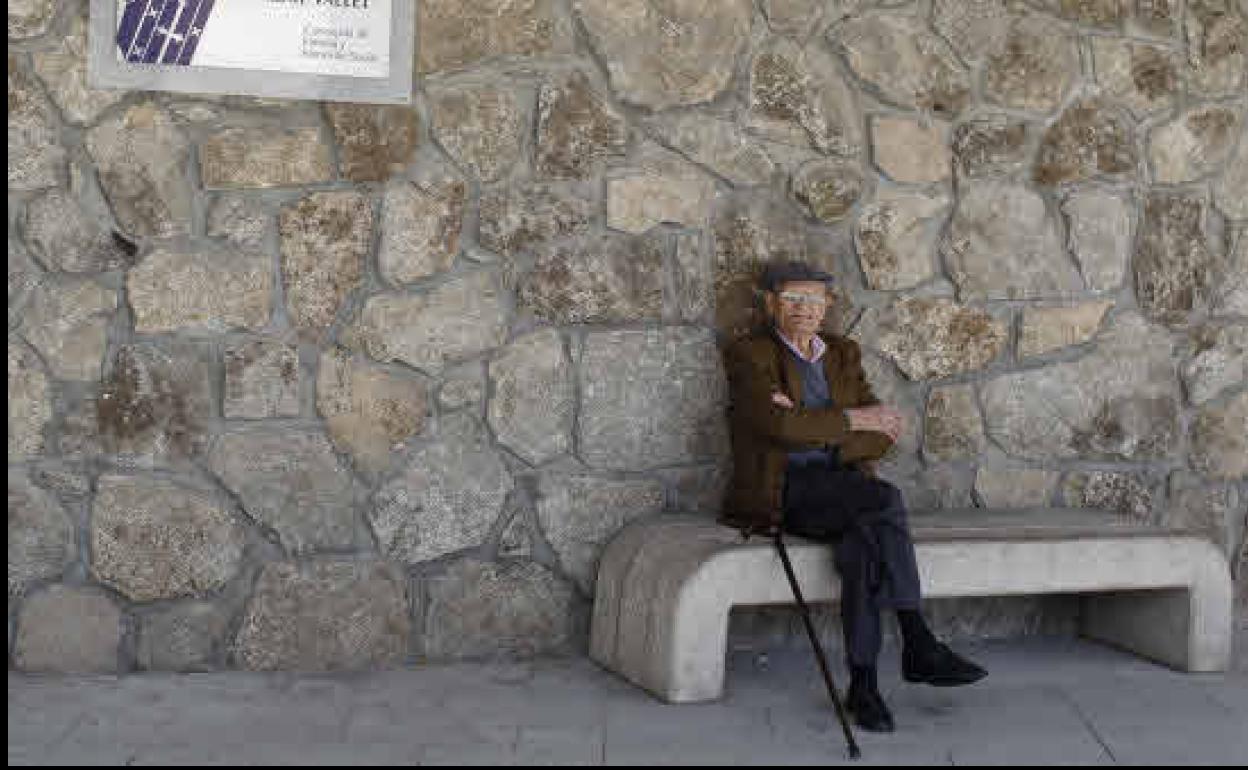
[765, 280, 829, 339]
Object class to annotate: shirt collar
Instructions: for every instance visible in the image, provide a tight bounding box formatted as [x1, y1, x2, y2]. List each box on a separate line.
[774, 327, 826, 363]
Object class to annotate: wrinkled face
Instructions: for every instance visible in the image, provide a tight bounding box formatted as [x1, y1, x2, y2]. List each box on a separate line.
[764, 280, 829, 339]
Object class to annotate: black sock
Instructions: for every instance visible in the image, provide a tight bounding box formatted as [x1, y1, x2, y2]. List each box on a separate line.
[897, 609, 937, 651]
[850, 664, 877, 692]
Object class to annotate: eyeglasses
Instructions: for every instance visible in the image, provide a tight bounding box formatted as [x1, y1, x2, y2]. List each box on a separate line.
[775, 290, 828, 307]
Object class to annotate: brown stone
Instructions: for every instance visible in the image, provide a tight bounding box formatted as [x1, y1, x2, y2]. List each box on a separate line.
[200, 127, 333, 189]
[223, 339, 301, 419]
[984, 16, 1080, 113]
[925, 384, 987, 460]
[280, 192, 373, 329]
[1190, 390, 1248, 481]
[834, 13, 970, 114]
[1133, 193, 1218, 325]
[855, 190, 950, 291]
[1033, 99, 1137, 185]
[325, 104, 420, 182]
[98, 343, 214, 466]
[478, 183, 593, 258]
[427, 84, 525, 183]
[417, 0, 572, 73]
[317, 348, 429, 476]
[536, 71, 627, 179]
[1184, 1, 1247, 97]
[952, 116, 1029, 180]
[854, 298, 1008, 381]
[379, 176, 466, 285]
[791, 158, 864, 224]
[1062, 471, 1156, 521]
[748, 36, 863, 156]
[1091, 38, 1179, 118]
[1149, 105, 1241, 183]
[518, 233, 665, 324]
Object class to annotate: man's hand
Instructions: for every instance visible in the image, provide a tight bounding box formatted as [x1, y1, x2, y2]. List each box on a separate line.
[846, 404, 905, 443]
[771, 391, 795, 409]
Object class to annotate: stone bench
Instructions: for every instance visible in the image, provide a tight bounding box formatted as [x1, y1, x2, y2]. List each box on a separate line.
[589, 511, 1233, 704]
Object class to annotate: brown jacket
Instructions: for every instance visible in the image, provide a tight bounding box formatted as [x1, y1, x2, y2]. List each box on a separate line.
[720, 327, 894, 536]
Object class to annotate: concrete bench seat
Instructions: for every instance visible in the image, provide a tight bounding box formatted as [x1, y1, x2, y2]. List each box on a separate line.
[589, 510, 1233, 704]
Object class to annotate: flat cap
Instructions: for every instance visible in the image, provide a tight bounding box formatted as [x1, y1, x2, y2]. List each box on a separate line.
[758, 260, 835, 292]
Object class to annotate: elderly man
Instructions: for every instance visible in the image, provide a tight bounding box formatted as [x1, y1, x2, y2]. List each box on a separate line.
[721, 261, 986, 733]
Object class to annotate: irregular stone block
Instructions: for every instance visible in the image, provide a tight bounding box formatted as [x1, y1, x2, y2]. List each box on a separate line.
[352, 270, 509, 376]
[280, 191, 373, 329]
[1183, 324, 1248, 405]
[8, 341, 51, 460]
[1019, 301, 1113, 359]
[1062, 471, 1155, 521]
[370, 413, 512, 564]
[855, 189, 950, 291]
[1149, 105, 1241, 183]
[943, 181, 1080, 301]
[31, 13, 125, 125]
[438, 363, 486, 411]
[645, 113, 776, 186]
[1220, 229, 1248, 316]
[518, 232, 664, 324]
[984, 15, 1079, 112]
[1090, 38, 1178, 118]
[1061, 190, 1132, 292]
[834, 13, 970, 114]
[871, 116, 951, 183]
[9, 0, 56, 38]
[974, 468, 1058, 509]
[8, 239, 39, 330]
[791, 158, 864, 224]
[200, 127, 333, 189]
[90, 475, 246, 602]
[317, 347, 428, 475]
[1184, 2, 1247, 97]
[1190, 390, 1248, 481]
[325, 103, 419, 182]
[379, 176, 465, 285]
[19, 278, 116, 381]
[575, 0, 753, 109]
[659, 463, 732, 517]
[14, 585, 122, 673]
[478, 182, 593, 258]
[859, 298, 1007, 381]
[1133, 192, 1217, 325]
[932, 0, 1015, 63]
[747, 36, 863, 156]
[982, 312, 1180, 460]
[925, 384, 987, 460]
[1215, 127, 1248, 220]
[607, 172, 714, 234]
[7, 469, 76, 598]
[207, 194, 271, 253]
[233, 561, 409, 671]
[128, 248, 272, 333]
[1056, 0, 1129, 26]
[208, 430, 358, 553]
[86, 104, 192, 237]
[23, 189, 132, 273]
[417, 0, 572, 73]
[224, 339, 300, 419]
[487, 329, 574, 467]
[423, 558, 574, 659]
[674, 231, 714, 323]
[951, 115, 1029, 180]
[537, 71, 627, 179]
[8, 56, 65, 190]
[138, 601, 231, 672]
[427, 84, 525, 182]
[536, 474, 665, 594]
[579, 328, 728, 470]
[1033, 98, 1137, 185]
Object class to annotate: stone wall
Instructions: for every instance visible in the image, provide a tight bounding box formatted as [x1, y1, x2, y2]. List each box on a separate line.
[8, 0, 1246, 673]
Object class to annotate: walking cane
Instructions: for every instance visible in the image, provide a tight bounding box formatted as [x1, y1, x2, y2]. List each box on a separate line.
[773, 532, 862, 760]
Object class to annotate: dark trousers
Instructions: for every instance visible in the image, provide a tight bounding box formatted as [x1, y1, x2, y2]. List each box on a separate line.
[781, 464, 923, 668]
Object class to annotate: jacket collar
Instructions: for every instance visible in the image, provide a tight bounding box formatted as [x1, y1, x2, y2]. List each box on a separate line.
[768, 326, 830, 406]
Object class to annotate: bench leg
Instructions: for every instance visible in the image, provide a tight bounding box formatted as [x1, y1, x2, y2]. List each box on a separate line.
[1081, 587, 1232, 672]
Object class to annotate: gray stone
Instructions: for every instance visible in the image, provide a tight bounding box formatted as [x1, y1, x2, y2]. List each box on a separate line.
[417, 0, 572, 73]
[1184, 2, 1247, 97]
[1090, 38, 1179, 118]
[8, 0, 55, 38]
[200, 127, 333, 189]
[931, 0, 1015, 63]
[207, 195, 271, 253]
[1218, 230, 1248, 316]
[8, 340, 51, 460]
[518, 232, 664, 324]
[498, 510, 534, 558]
[607, 170, 714, 234]
[280, 191, 373, 330]
[23, 189, 132, 273]
[488, 329, 574, 466]
[856, 298, 1008, 381]
[1131, 0, 1183, 36]
[574, 0, 753, 110]
[478, 183, 593, 258]
[31, 13, 125, 125]
[325, 103, 420, 182]
[1149, 105, 1242, 184]
[1215, 128, 1248, 220]
[1164, 472, 1244, 560]
[1062, 190, 1132, 292]
[855, 189, 950, 291]
[128, 248, 272, 333]
[8, 56, 65, 190]
[224, 339, 301, 419]
[97, 342, 214, 466]
[943, 181, 1080, 301]
[1034, 98, 1137, 185]
[1190, 390, 1248, 481]
[579, 328, 729, 471]
[536, 474, 665, 594]
[138, 601, 231, 672]
[90, 475, 246, 602]
[423, 558, 574, 659]
[834, 13, 970, 114]
[1062, 471, 1155, 521]
[233, 561, 409, 671]
[860, 353, 919, 459]
[208, 430, 358, 554]
[713, 191, 812, 280]
[428, 84, 525, 183]
[316, 347, 429, 476]
[19, 278, 116, 381]
[791, 158, 864, 224]
[1133, 192, 1218, 325]
[352, 270, 510, 376]
[951, 115, 1029, 180]
[747, 36, 863, 156]
[1056, 0, 1129, 25]
[86, 103, 193, 238]
[974, 468, 1058, 509]
[7, 469, 75, 598]
[1019, 301, 1114, 359]
[762, 0, 828, 34]
[674, 231, 714, 323]
[13, 585, 121, 673]
[983, 15, 1080, 112]
[660, 463, 732, 517]
[439, 364, 486, 411]
[379, 177, 466, 285]
[8, 239, 39, 330]
[925, 384, 987, 460]
[369, 413, 512, 564]
[537, 71, 628, 179]
[891, 465, 976, 511]
[1184, 324, 1248, 405]
[982, 312, 1180, 460]
[645, 114, 777, 186]
[871, 116, 951, 183]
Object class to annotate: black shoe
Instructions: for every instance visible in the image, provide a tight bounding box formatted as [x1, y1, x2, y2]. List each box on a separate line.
[902, 642, 987, 687]
[845, 682, 895, 733]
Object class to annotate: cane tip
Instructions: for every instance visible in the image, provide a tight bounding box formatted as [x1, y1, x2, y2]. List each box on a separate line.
[848, 744, 862, 760]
